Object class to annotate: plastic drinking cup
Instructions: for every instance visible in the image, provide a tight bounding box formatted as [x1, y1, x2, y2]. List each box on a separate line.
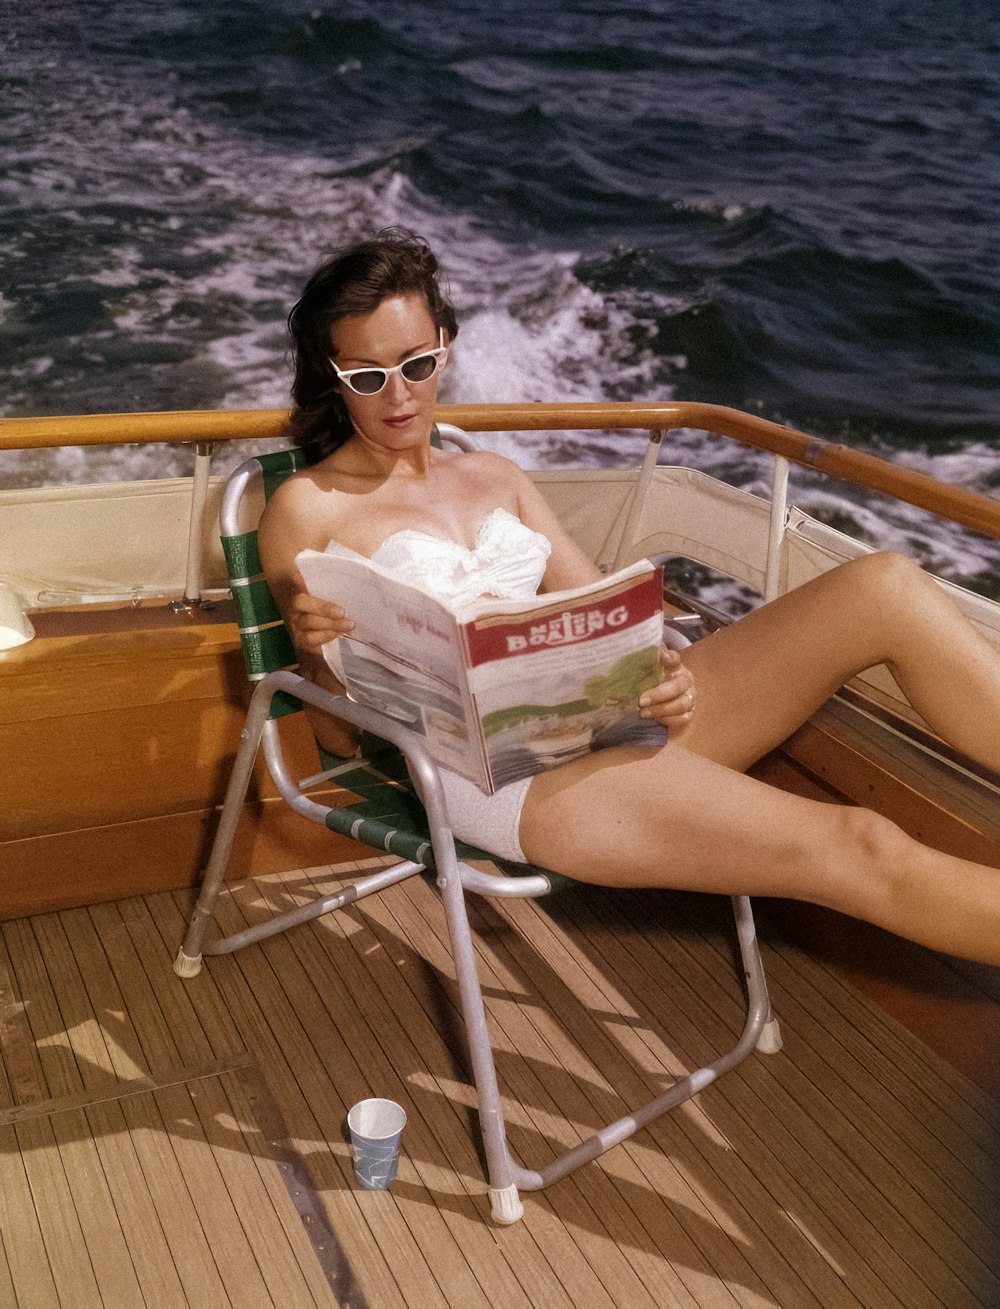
[347, 1098, 407, 1190]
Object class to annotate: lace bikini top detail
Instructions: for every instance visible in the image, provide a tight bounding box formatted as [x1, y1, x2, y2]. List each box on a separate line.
[372, 507, 551, 611]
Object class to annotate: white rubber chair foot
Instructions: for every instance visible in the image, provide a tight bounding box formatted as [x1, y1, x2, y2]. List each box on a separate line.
[173, 948, 203, 979]
[756, 1017, 783, 1054]
[489, 1184, 524, 1224]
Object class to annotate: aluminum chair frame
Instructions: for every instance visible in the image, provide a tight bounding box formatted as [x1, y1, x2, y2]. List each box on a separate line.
[174, 427, 782, 1223]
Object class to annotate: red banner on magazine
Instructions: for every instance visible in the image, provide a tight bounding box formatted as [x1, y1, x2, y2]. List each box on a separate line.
[463, 567, 663, 667]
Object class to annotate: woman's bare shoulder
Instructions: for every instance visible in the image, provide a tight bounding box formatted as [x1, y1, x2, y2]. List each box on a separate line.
[259, 464, 346, 563]
[263, 464, 316, 511]
[455, 449, 534, 492]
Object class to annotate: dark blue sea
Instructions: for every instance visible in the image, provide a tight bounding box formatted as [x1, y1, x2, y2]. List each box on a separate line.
[2, 0, 999, 589]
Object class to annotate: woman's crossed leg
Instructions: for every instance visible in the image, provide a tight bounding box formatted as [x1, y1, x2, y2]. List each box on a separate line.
[519, 552, 1000, 964]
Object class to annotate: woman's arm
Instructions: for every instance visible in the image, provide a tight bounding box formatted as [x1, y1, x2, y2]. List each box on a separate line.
[257, 478, 361, 754]
[258, 477, 355, 653]
[508, 462, 697, 728]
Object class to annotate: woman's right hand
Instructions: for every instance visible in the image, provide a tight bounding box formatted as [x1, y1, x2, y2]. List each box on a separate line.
[288, 591, 355, 653]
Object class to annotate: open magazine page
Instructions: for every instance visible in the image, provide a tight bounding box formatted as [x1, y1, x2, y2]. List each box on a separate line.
[295, 544, 488, 782]
[457, 563, 666, 791]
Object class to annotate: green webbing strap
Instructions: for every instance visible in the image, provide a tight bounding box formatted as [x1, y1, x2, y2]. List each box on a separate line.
[259, 447, 309, 499]
[222, 530, 263, 581]
[231, 576, 284, 631]
[241, 624, 298, 679]
[222, 452, 309, 717]
[315, 736, 516, 867]
[316, 736, 434, 864]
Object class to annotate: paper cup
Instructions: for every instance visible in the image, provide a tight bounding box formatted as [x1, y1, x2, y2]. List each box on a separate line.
[347, 1098, 406, 1190]
[0, 584, 34, 650]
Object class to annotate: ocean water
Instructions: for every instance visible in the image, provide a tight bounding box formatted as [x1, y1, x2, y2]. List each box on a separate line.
[2, 0, 999, 593]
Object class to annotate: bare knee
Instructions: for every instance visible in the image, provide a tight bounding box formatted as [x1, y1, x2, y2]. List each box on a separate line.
[847, 549, 930, 607]
[814, 803, 915, 922]
[841, 802, 912, 865]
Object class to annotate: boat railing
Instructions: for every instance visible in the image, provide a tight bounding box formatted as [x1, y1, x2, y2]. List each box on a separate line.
[1, 402, 998, 609]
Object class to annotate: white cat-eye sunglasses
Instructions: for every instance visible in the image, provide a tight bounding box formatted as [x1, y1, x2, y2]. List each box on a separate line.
[331, 330, 448, 396]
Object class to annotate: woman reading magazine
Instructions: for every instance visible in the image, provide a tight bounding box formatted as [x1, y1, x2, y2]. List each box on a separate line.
[259, 229, 1000, 965]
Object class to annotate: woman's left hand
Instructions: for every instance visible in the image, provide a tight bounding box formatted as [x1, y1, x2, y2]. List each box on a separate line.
[638, 646, 697, 725]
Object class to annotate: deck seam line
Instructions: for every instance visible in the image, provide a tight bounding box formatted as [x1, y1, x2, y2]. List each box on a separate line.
[0, 1051, 253, 1126]
[231, 1056, 372, 1309]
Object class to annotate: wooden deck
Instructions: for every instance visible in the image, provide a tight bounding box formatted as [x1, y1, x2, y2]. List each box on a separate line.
[1, 861, 998, 1308]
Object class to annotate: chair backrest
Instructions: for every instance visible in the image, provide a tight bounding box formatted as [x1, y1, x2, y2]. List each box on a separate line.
[221, 447, 310, 718]
[220, 424, 476, 719]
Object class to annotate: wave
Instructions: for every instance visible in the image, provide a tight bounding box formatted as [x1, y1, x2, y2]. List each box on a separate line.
[2, 0, 997, 598]
[572, 205, 1000, 448]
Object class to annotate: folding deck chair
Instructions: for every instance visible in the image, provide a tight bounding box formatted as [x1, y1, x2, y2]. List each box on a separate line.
[174, 424, 782, 1223]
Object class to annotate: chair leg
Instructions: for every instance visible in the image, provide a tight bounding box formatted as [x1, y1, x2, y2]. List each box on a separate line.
[173, 693, 270, 978]
[437, 887, 782, 1222]
[731, 895, 783, 1054]
[432, 856, 527, 1222]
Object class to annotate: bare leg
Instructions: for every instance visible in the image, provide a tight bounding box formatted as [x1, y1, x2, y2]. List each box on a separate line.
[518, 552, 1000, 963]
[520, 743, 1000, 964]
[675, 551, 1000, 774]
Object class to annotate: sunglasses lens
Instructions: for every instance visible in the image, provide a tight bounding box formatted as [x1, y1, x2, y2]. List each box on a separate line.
[400, 353, 439, 383]
[348, 370, 388, 395]
[337, 347, 443, 395]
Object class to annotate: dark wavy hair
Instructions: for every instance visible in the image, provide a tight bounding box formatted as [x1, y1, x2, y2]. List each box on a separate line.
[287, 228, 459, 464]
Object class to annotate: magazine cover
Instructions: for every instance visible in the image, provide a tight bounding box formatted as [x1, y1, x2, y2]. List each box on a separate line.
[459, 568, 666, 788]
[296, 543, 665, 792]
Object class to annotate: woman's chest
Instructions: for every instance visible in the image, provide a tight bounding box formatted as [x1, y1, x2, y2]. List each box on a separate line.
[331, 472, 516, 557]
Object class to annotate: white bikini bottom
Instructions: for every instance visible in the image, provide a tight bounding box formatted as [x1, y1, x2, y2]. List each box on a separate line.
[436, 768, 532, 864]
[432, 717, 669, 866]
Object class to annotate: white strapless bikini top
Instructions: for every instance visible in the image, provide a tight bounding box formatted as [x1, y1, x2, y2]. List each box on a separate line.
[371, 507, 551, 611]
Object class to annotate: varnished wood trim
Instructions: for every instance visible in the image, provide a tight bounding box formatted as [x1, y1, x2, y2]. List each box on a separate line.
[0, 797, 361, 919]
[3, 402, 997, 538]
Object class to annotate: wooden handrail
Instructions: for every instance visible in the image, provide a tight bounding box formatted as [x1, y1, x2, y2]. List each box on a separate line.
[2, 401, 998, 540]
[0, 408, 291, 450]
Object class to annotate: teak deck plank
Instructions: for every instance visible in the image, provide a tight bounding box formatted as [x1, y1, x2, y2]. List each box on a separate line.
[1, 861, 998, 1308]
[83, 1096, 192, 1305]
[281, 866, 621, 1309]
[375, 873, 745, 1309]
[0, 1122, 62, 1308]
[47, 1106, 145, 1307]
[149, 890, 412, 1308]
[0, 1233, 20, 1309]
[209, 1067, 339, 1308]
[15, 1115, 104, 1307]
[1, 1072, 340, 1308]
[389, 876, 840, 1309]
[150, 1079, 276, 1307]
[102, 897, 339, 1301]
[208, 897, 449, 1309]
[608, 888, 1000, 1306]
[308, 861, 672, 1308]
[0, 934, 46, 1107]
[439, 892, 833, 1309]
[566, 887, 992, 1308]
[230, 871, 520, 1309]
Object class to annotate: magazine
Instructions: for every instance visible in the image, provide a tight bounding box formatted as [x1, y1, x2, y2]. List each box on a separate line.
[295, 542, 667, 794]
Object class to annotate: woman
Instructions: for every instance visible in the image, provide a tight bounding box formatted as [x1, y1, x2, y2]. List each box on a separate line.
[259, 229, 1000, 965]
